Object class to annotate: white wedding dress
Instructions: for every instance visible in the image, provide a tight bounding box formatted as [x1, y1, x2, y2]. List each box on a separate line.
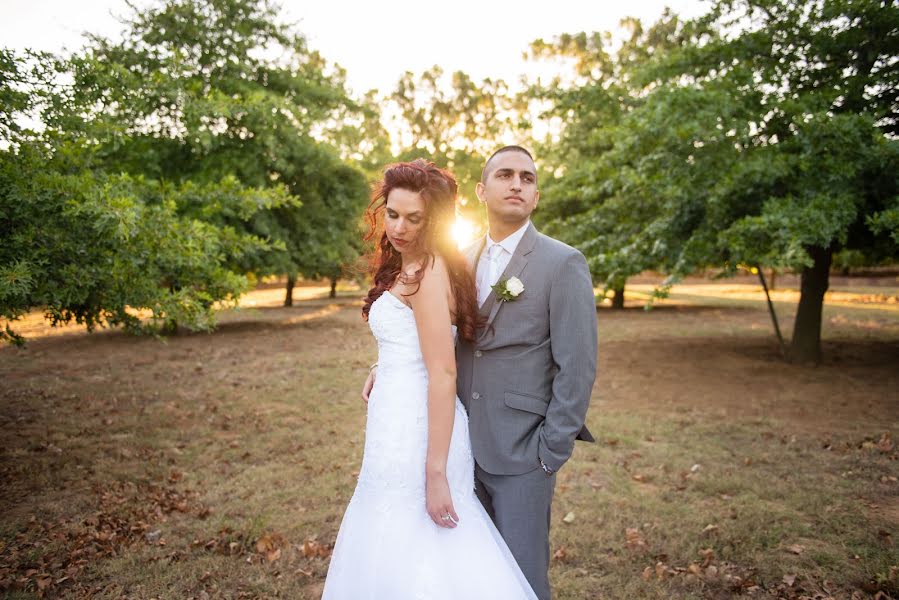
[321, 291, 537, 599]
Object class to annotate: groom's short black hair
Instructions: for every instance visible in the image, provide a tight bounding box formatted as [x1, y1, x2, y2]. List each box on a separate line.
[481, 145, 535, 183]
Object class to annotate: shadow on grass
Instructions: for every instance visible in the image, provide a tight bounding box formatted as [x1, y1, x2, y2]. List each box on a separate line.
[721, 337, 899, 367]
[597, 303, 759, 314]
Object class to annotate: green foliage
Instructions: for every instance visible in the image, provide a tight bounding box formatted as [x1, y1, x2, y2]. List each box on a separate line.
[528, 12, 691, 288]
[533, 0, 897, 287]
[1, 0, 373, 342]
[530, 0, 898, 359]
[64, 0, 370, 281]
[0, 143, 291, 341]
[390, 66, 516, 218]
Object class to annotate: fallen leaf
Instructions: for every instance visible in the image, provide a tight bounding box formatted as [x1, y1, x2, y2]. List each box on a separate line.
[625, 528, 648, 553]
[302, 536, 330, 558]
[699, 547, 715, 567]
[256, 532, 287, 554]
[690, 464, 701, 473]
[783, 573, 797, 586]
[785, 544, 805, 555]
[562, 512, 575, 524]
[653, 561, 667, 578]
[702, 524, 719, 535]
[552, 546, 568, 561]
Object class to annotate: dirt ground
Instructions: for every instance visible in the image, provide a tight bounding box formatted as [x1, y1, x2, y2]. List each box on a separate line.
[1, 279, 897, 598]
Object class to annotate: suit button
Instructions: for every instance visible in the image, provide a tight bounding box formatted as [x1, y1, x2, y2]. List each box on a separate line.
[471, 392, 481, 400]
[474, 350, 483, 358]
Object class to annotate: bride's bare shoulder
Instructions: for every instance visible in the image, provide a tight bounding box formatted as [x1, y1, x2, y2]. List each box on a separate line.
[407, 255, 452, 310]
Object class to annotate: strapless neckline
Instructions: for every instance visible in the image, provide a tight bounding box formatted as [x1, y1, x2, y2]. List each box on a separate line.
[383, 291, 410, 310]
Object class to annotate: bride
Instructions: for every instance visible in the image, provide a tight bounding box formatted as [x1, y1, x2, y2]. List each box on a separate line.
[321, 160, 537, 599]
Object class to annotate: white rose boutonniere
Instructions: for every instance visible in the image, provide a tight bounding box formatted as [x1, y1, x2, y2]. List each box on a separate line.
[491, 276, 524, 302]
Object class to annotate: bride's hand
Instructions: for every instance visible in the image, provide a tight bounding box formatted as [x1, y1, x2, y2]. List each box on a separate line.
[361, 366, 376, 404]
[426, 473, 459, 529]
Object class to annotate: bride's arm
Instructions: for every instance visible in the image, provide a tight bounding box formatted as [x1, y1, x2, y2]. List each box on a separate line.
[409, 255, 459, 529]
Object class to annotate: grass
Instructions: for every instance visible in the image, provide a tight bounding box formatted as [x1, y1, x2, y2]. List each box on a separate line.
[1, 280, 897, 599]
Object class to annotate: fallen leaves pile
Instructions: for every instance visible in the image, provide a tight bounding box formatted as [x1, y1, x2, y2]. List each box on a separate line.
[0, 481, 207, 597]
[640, 543, 898, 599]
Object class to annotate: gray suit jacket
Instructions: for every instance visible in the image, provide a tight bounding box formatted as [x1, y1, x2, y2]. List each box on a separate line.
[456, 223, 597, 475]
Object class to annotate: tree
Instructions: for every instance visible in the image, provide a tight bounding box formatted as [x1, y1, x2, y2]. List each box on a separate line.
[1, 0, 373, 341]
[646, 0, 899, 362]
[533, 0, 899, 361]
[67, 0, 371, 297]
[0, 137, 289, 343]
[526, 12, 689, 307]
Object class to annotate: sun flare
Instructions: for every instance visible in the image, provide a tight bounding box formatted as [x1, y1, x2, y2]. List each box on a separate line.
[451, 217, 476, 249]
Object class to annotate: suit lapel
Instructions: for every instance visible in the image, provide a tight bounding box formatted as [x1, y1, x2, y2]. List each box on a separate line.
[479, 223, 538, 340]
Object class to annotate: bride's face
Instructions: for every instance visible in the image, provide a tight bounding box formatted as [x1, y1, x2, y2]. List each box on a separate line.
[385, 188, 426, 255]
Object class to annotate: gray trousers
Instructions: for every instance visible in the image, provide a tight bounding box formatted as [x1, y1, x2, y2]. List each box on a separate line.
[475, 463, 557, 600]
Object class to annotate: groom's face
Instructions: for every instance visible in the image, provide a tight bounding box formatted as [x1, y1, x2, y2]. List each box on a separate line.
[476, 151, 539, 226]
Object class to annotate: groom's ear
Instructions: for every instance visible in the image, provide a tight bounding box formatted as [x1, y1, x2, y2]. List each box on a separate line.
[475, 181, 486, 203]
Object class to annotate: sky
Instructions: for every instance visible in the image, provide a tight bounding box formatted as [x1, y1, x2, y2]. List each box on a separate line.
[2, 0, 709, 96]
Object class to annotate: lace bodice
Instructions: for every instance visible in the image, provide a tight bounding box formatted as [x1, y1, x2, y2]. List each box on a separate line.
[368, 292, 426, 370]
[355, 292, 470, 499]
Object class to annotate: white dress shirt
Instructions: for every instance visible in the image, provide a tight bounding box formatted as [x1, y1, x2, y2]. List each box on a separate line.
[476, 221, 531, 306]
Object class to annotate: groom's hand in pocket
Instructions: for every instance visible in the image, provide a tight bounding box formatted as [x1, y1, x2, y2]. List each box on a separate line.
[361, 366, 377, 403]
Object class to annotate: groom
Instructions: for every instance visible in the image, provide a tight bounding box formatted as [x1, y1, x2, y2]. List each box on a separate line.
[456, 145, 597, 600]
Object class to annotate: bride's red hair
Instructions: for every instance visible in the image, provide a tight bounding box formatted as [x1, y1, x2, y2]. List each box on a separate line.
[362, 159, 480, 344]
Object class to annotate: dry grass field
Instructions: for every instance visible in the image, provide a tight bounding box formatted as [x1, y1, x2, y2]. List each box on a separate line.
[1, 278, 897, 599]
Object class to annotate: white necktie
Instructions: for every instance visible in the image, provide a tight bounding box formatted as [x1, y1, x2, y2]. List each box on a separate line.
[479, 243, 503, 306]
[487, 243, 503, 287]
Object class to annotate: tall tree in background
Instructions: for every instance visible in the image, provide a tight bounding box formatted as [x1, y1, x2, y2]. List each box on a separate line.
[1, 0, 373, 341]
[1, 47, 295, 341]
[69, 0, 370, 299]
[527, 12, 688, 307]
[532, 0, 898, 362]
[646, 0, 899, 363]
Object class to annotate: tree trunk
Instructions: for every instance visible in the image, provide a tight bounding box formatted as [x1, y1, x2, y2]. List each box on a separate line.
[284, 274, 296, 307]
[329, 277, 338, 299]
[789, 245, 832, 364]
[611, 285, 625, 309]
[769, 268, 776, 291]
